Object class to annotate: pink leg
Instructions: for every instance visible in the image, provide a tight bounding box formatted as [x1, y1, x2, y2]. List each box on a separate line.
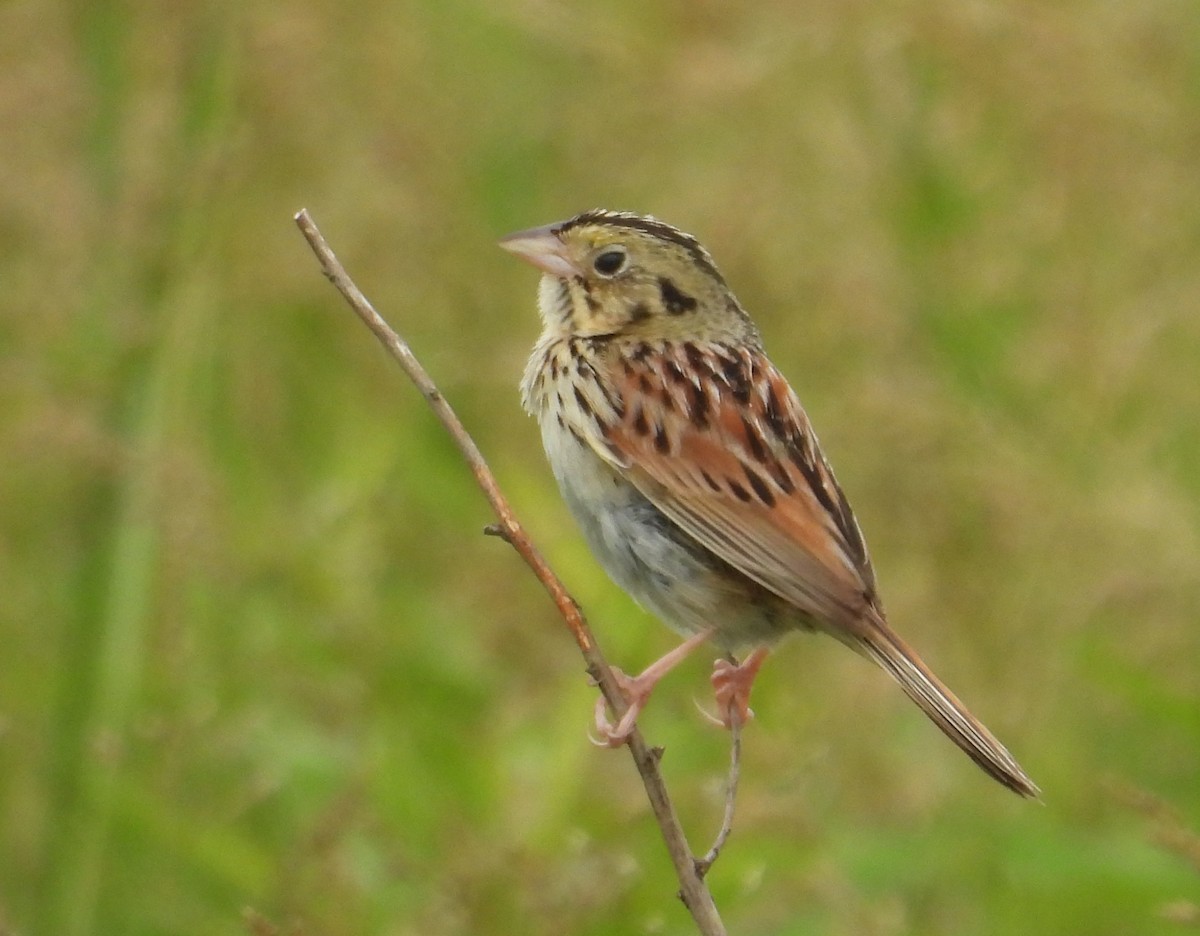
[710, 648, 770, 729]
[593, 629, 714, 747]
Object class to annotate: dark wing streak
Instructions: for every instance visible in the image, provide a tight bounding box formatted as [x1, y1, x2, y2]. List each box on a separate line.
[762, 370, 876, 593]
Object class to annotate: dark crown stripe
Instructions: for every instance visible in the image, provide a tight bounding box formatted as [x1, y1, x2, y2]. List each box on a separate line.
[558, 209, 727, 285]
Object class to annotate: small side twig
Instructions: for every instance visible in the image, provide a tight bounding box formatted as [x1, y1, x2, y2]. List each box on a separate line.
[294, 209, 727, 936]
[482, 522, 514, 544]
[696, 714, 742, 878]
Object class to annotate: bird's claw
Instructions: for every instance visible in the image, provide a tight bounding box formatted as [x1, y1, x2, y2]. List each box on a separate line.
[590, 667, 647, 747]
[694, 694, 754, 730]
[709, 657, 758, 729]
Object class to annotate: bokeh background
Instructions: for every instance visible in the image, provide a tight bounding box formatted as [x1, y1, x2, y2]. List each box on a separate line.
[2, 1, 1199, 934]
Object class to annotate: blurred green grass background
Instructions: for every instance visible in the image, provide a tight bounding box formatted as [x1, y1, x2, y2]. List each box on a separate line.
[2, 1, 1199, 934]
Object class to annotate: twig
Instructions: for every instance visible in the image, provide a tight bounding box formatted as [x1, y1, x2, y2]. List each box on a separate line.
[696, 713, 741, 878]
[294, 209, 727, 936]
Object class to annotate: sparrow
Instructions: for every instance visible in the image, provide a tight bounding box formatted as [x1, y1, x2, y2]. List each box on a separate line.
[501, 208, 1038, 797]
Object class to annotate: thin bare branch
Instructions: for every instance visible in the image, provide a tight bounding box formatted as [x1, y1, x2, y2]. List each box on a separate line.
[294, 209, 726, 935]
[696, 713, 741, 879]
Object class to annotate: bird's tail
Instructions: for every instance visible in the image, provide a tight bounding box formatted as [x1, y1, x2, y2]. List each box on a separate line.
[852, 616, 1040, 798]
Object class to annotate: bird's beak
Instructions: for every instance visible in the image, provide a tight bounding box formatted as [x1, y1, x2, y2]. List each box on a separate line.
[498, 222, 581, 278]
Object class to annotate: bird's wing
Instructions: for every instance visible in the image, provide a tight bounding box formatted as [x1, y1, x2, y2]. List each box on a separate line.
[587, 340, 879, 631]
[573, 338, 1041, 798]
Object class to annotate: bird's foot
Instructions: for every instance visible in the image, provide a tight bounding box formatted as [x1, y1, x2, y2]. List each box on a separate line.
[590, 667, 651, 747]
[589, 629, 715, 747]
[706, 648, 770, 729]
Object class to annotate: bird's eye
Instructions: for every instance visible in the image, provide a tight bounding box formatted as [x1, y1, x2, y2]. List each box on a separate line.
[592, 249, 627, 277]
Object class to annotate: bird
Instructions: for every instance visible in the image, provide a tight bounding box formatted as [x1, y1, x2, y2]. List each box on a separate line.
[500, 208, 1039, 797]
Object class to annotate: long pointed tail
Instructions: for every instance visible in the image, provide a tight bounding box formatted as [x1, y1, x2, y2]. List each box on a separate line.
[854, 619, 1040, 798]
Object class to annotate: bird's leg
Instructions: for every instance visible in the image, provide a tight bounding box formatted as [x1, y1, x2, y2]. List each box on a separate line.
[592, 629, 714, 747]
[710, 648, 770, 729]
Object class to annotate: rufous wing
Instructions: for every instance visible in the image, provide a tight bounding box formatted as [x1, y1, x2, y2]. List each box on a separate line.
[595, 341, 877, 634]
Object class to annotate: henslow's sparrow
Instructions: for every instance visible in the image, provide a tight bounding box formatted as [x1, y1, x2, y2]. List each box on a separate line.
[501, 209, 1038, 797]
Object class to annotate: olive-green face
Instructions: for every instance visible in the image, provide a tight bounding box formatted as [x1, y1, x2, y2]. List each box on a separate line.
[501, 209, 760, 343]
[541, 212, 756, 344]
